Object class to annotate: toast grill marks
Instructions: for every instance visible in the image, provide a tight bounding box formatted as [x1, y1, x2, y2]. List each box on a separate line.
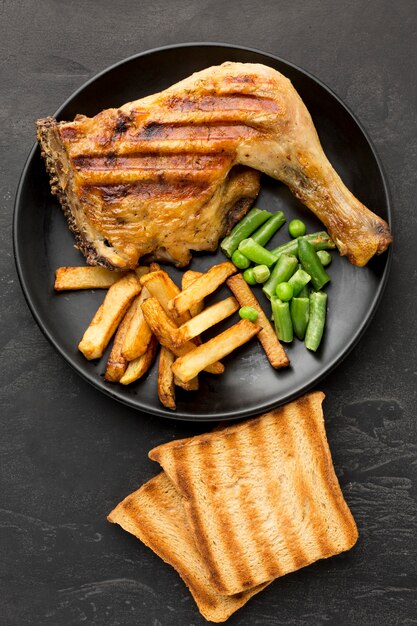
[149, 392, 358, 596]
[107, 472, 267, 623]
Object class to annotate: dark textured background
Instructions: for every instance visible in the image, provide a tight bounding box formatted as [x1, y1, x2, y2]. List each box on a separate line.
[1, 1, 416, 624]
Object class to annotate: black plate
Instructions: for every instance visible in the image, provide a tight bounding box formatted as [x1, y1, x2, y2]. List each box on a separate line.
[13, 43, 392, 421]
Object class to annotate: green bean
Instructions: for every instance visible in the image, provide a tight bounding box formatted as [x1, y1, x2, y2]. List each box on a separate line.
[221, 208, 272, 257]
[317, 250, 332, 267]
[252, 265, 270, 283]
[270, 231, 335, 259]
[262, 254, 298, 300]
[239, 306, 259, 322]
[243, 267, 257, 285]
[305, 291, 327, 351]
[271, 297, 293, 343]
[238, 238, 277, 267]
[252, 211, 286, 247]
[298, 238, 330, 291]
[297, 284, 309, 298]
[288, 268, 311, 296]
[290, 297, 310, 340]
[231, 250, 251, 269]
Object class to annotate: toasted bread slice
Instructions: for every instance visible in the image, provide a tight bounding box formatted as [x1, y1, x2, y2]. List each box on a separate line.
[149, 392, 358, 596]
[108, 472, 267, 622]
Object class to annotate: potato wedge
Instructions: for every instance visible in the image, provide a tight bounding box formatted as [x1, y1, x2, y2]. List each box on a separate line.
[168, 262, 237, 317]
[181, 270, 204, 316]
[172, 319, 260, 383]
[227, 274, 290, 369]
[157, 347, 176, 410]
[55, 266, 125, 291]
[173, 297, 239, 347]
[104, 299, 138, 382]
[141, 298, 224, 375]
[135, 266, 150, 279]
[121, 288, 153, 361]
[140, 270, 190, 325]
[78, 273, 141, 360]
[119, 336, 159, 385]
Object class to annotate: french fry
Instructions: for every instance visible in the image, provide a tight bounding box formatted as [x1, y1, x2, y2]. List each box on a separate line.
[140, 271, 190, 325]
[157, 347, 176, 410]
[104, 300, 138, 382]
[78, 273, 141, 360]
[172, 319, 260, 383]
[181, 270, 204, 316]
[149, 262, 162, 272]
[119, 336, 159, 385]
[135, 266, 150, 279]
[173, 297, 239, 347]
[121, 288, 153, 361]
[169, 262, 237, 317]
[141, 298, 224, 375]
[227, 274, 290, 369]
[55, 266, 125, 291]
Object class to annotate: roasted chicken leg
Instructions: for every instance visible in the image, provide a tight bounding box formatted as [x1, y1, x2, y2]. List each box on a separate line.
[37, 62, 391, 269]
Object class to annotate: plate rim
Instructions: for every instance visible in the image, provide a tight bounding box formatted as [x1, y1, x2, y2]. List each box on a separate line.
[13, 42, 393, 421]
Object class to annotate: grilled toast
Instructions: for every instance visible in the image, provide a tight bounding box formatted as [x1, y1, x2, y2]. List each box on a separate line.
[149, 391, 358, 596]
[108, 472, 267, 622]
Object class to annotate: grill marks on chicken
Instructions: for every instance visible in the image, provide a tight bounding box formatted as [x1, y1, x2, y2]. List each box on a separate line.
[37, 62, 391, 269]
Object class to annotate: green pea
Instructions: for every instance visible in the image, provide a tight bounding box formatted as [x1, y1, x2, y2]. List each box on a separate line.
[288, 219, 306, 238]
[243, 268, 257, 285]
[275, 282, 294, 301]
[232, 250, 251, 269]
[239, 306, 259, 322]
[316, 250, 332, 267]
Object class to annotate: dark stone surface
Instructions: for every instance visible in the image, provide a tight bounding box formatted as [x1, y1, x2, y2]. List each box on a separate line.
[1, 1, 416, 624]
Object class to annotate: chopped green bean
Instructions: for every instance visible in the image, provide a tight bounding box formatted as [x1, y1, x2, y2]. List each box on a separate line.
[252, 211, 286, 246]
[275, 282, 293, 301]
[297, 284, 309, 298]
[270, 231, 335, 259]
[262, 254, 298, 300]
[239, 306, 259, 322]
[288, 219, 306, 238]
[238, 238, 278, 267]
[290, 297, 310, 340]
[231, 250, 251, 269]
[271, 297, 293, 343]
[288, 268, 311, 296]
[317, 250, 332, 267]
[252, 265, 270, 283]
[305, 291, 327, 351]
[243, 267, 257, 285]
[298, 238, 330, 291]
[221, 208, 272, 257]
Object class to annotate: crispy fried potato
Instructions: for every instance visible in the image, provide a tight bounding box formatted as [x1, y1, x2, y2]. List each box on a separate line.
[149, 262, 162, 272]
[141, 298, 224, 375]
[169, 262, 237, 317]
[55, 266, 125, 291]
[104, 300, 138, 382]
[121, 288, 153, 361]
[78, 273, 141, 360]
[227, 274, 290, 369]
[119, 336, 159, 385]
[182, 270, 204, 316]
[135, 266, 150, 279]
[140, 271, 190, 325]
[173, 297, 239, 347]
[158, 347, 176, 410]
[172, 319, 260, 383]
